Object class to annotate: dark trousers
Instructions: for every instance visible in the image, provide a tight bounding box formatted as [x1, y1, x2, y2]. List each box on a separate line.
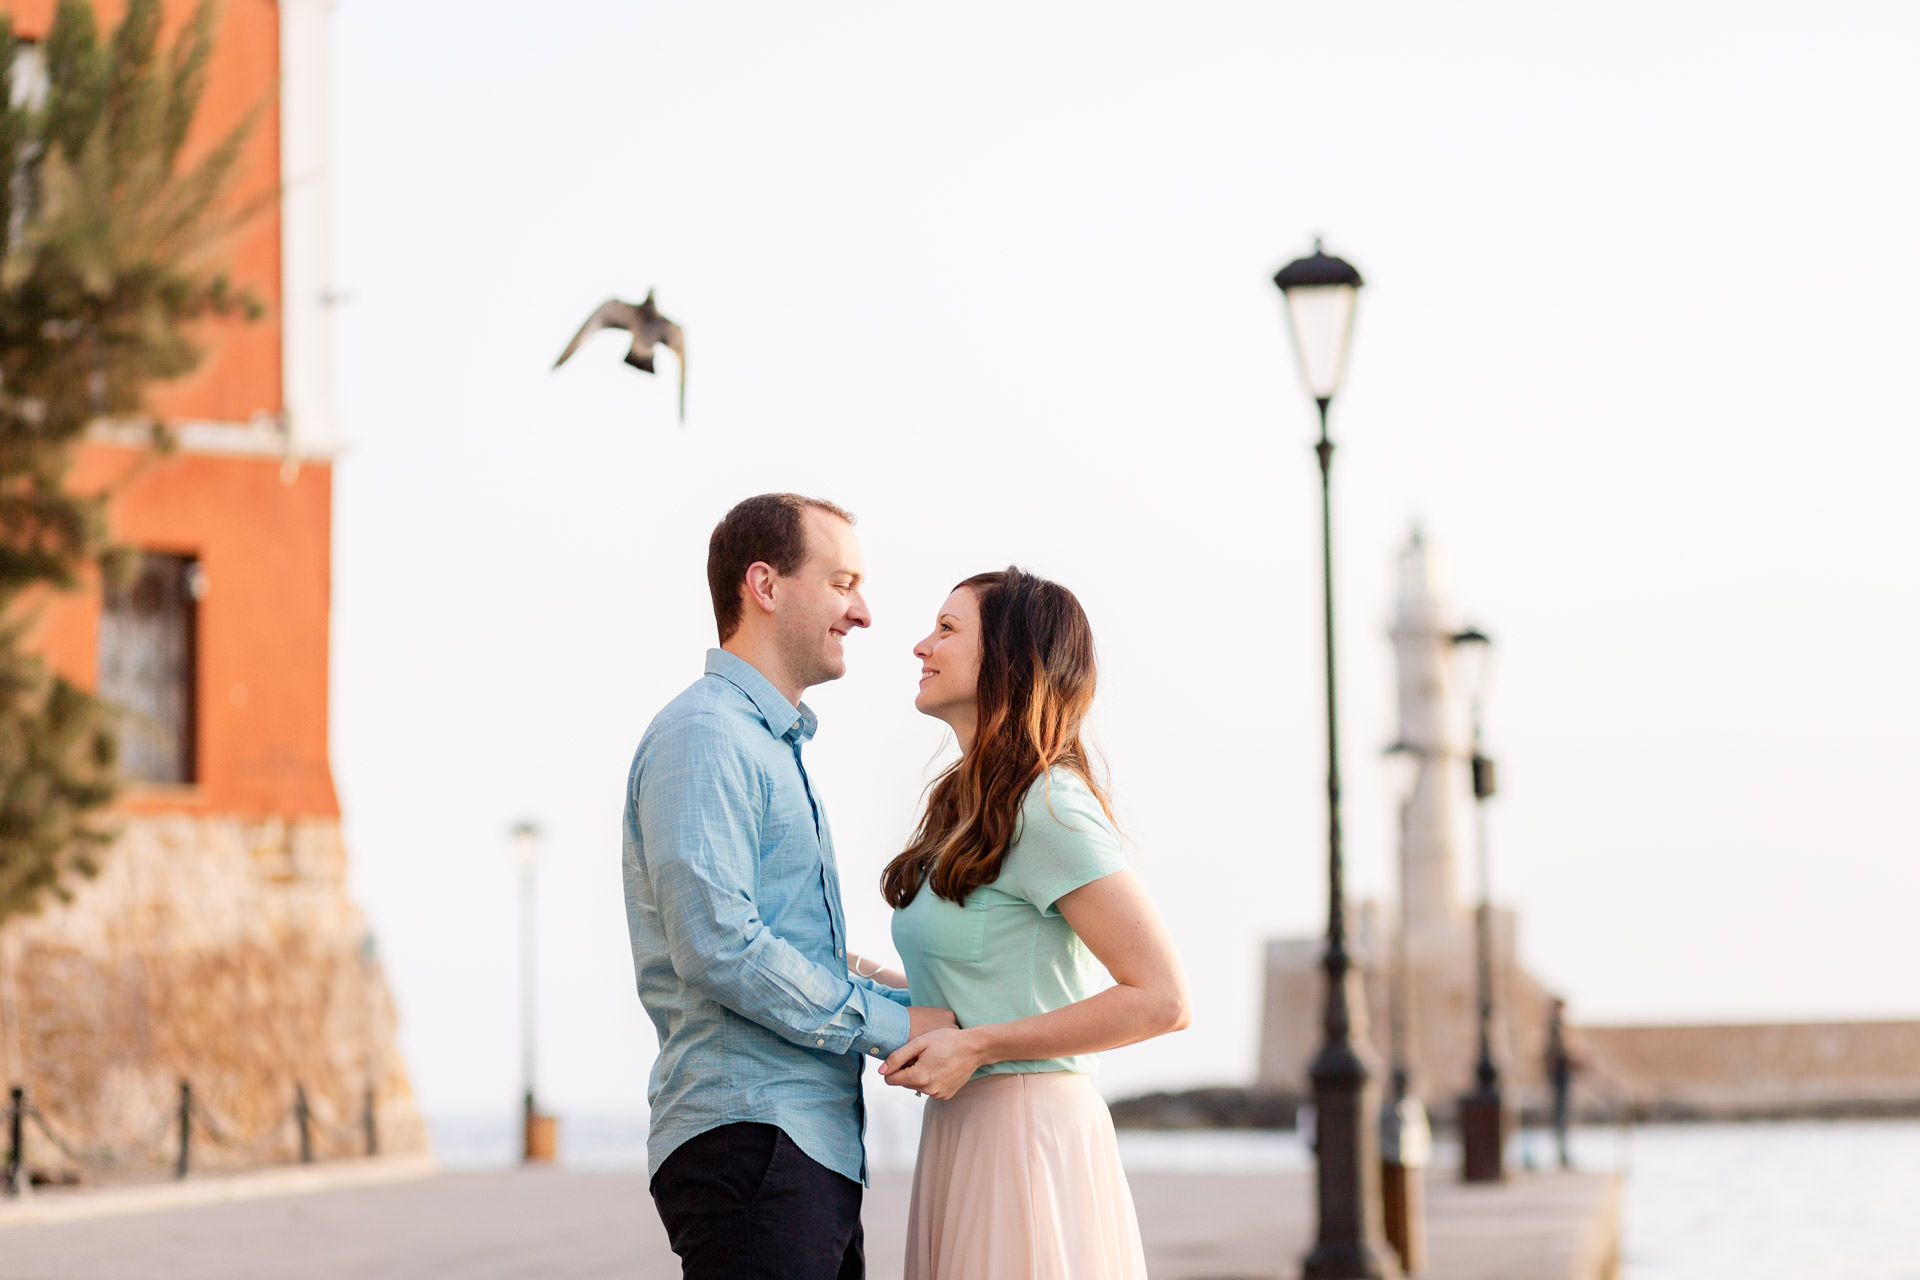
[1551, 1070, 1573, 1168]
[650, 1122, 864, 1280]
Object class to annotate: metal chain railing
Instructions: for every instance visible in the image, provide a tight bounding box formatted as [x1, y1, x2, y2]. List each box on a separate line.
[189, 1088, 300, 1159]
[4, 1078, 381, 1194]
[305, 1086, 380, 1156]
[24, 1098, 177, 1173]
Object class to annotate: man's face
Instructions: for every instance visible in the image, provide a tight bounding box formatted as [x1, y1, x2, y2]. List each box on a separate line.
[773, 510, 870, 690]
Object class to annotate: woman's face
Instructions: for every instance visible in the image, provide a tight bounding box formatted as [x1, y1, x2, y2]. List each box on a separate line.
[911, 587, 982, 736]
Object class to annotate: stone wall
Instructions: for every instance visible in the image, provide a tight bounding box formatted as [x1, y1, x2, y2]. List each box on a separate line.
[0, 816, 426, 1175]
[1260, 912, 1920, 1123]
[1258, 902, 1565, 1120]
[1576, 1020, 1920, 1119]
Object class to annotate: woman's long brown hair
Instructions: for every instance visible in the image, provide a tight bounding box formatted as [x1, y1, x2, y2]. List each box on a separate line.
[881, 568, 1113, 908]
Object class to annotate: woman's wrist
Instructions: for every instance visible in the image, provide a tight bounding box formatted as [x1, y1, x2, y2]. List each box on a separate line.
[959, 1024, 998, 1067]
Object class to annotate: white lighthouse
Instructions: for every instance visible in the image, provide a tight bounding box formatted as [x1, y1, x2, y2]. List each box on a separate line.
[1390, 528, 1467, 937]
[1259, 526, 1553, 1109]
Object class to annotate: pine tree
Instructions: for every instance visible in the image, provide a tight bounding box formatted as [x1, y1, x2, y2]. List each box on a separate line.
[0, 0, 261, 924]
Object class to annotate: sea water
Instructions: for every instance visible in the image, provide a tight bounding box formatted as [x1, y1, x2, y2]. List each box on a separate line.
[429, 1089, 1920, 1279]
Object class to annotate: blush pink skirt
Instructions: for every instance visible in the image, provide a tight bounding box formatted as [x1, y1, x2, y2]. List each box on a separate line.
[903, 1071, 1148, 1280]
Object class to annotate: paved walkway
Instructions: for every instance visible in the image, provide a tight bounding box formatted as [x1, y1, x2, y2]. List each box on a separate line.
[0, 1165, 1618, 1280]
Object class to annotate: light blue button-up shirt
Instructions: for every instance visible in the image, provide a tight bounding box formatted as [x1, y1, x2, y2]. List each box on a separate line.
[623, 648, 913, 1185]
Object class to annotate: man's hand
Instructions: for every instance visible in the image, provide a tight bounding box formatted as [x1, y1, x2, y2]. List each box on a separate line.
[909, 1006, 958, 1039]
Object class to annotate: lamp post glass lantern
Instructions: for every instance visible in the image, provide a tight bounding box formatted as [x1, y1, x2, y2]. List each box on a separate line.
[1449, 627, 1508, 1183]
[1276, 239, 1364, 410]
[1274, 239, 1397, 1280]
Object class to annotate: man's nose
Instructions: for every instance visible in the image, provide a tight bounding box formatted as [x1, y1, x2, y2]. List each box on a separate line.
[846, 592, 872, 629]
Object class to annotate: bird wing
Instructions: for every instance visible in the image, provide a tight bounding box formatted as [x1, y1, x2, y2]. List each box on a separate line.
[552, 299, 638, 370]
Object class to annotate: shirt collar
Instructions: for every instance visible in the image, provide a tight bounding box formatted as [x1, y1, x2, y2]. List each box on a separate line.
[705, 648, 817, 744]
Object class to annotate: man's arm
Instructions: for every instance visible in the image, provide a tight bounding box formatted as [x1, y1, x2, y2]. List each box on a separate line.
[635, 719, 931, 1057]
[846, 953, 908, 992]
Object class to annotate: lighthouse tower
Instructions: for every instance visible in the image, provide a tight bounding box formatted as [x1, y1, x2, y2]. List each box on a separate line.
[1391, 528, 1467, 936]
[1259, 527, 1555, 1108]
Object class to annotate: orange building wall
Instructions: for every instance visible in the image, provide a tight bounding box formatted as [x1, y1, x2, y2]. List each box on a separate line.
[3, 0, 284, 422]
[8, 1, 333, 817]
[34, 446, 339, 818]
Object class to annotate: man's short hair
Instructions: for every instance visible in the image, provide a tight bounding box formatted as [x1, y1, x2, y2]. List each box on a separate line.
[707, 493, 855, 642]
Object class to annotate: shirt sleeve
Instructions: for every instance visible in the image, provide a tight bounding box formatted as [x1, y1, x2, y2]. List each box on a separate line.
[854, 974, 914, 1009]
[634, 715, 913, 1057]
[1003, 773, 1132, 916]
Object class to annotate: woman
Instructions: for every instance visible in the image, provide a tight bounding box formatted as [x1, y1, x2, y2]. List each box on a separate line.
[850, 567, 1190, 1280]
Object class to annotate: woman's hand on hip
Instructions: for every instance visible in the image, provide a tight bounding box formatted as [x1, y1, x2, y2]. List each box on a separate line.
[877, 1027, 987, 1100]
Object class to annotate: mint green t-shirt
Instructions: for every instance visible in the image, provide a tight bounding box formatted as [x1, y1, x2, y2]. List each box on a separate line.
[890, 768, 1131, 1077]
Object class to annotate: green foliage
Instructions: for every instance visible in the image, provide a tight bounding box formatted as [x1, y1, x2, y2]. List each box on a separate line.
[0, 0, 261, 925]
[0, 619, 115, 921]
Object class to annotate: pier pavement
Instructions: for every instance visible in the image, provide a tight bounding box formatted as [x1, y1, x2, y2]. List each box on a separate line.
[0, 1162, 1618, 1280]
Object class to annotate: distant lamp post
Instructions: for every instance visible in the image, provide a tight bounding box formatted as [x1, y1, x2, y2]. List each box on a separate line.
[1274, 238, 1398, 1280]
[1380, 744, 1433, 1274]
[1449, 627, 1507, 1182]
[513, 821, 557, 1163]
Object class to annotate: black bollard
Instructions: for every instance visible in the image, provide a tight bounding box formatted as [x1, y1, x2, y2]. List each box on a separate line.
[6, 1085, 23, 1196]
[363, 1085, 378, 1158]
[295, 1084, 313, 1164]
[176, 1081, 192, 1180]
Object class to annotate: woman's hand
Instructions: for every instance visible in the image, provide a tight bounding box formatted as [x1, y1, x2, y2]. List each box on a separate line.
[877, 1027, 988, 1100]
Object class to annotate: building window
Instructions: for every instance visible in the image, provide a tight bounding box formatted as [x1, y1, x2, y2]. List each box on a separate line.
[99, 552, 202, 786]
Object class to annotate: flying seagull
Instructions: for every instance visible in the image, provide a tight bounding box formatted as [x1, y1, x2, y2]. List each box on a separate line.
[552, 290, 687, 421]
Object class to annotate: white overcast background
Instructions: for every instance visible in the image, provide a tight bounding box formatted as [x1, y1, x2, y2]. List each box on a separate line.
[328, 2, 1920, 1118]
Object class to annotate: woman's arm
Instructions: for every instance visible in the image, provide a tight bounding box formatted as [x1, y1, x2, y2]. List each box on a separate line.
[847, 952, 908, 990]
[879, 870, 1189, 1099]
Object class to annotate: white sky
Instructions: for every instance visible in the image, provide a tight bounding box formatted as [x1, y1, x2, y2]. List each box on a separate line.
[328, 1, 1920, 1116]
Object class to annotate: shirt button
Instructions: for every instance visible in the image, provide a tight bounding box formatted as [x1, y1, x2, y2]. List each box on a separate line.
[869, 1046, 881, 1055]
[816, 1038, 825, 1046]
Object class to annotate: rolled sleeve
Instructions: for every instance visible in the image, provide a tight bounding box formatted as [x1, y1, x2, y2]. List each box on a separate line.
[852, 976, 914, 1056]
[857, 976, 914, 1010]
[637, 718, 908, 1057]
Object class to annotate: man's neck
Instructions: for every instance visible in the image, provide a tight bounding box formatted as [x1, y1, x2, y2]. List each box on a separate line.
[721, 636, 806, 709]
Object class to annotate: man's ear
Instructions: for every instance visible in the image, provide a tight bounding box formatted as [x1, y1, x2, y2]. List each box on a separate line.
[742, 561, 779, 617]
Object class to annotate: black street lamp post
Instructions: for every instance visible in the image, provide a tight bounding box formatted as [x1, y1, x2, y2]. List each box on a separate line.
[1274, 240, 1398, 1280]
[1450, 626, 1508, 1183]
[513, 820, 556, 1164]
[1379, 744, 1432, 1273]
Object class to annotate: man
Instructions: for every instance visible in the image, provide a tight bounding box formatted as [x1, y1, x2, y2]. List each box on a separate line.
[623, 493, 955, 1279]
[1544, 996, 1585, 1170]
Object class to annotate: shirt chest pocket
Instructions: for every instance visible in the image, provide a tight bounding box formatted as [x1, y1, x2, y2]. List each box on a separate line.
[917, 895, 988, 964]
